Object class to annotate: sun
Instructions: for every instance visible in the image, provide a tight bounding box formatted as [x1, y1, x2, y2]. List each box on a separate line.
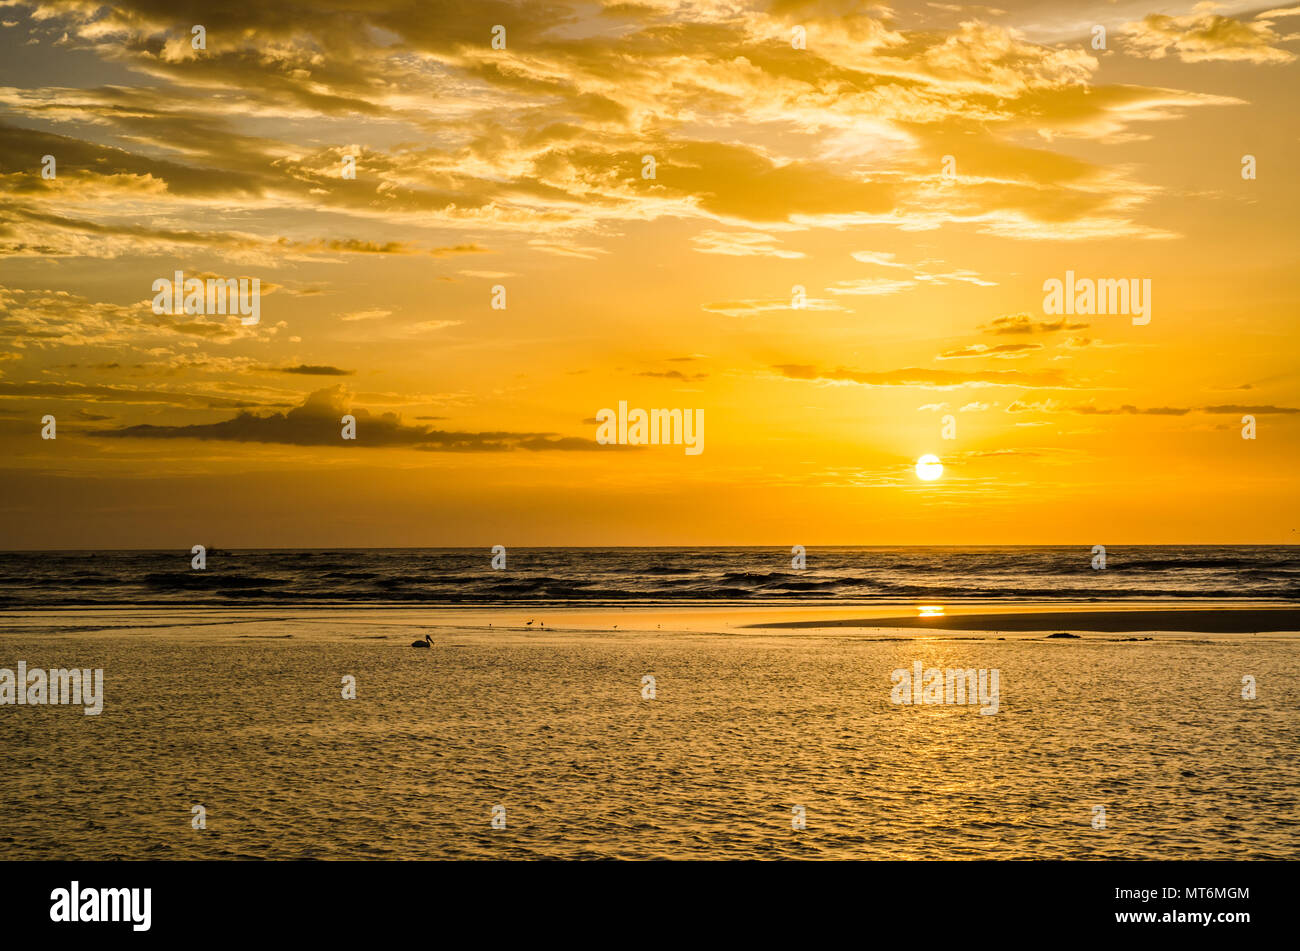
[915, 454, 943, 481]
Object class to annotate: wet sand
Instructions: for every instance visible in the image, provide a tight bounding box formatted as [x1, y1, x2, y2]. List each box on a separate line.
[2, 604, 1298, 860]
[6, 600, 1297, 640]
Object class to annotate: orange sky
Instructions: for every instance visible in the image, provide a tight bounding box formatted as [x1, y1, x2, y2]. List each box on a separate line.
[1, 0, 1297, 547]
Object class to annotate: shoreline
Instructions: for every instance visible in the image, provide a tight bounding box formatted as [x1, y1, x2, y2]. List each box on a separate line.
[1, 601, 1298, 636]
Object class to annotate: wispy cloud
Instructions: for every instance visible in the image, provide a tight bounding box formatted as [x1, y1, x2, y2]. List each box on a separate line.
[691, 231, 804, 259]
[1123, 5, 1297, 64]
[773, 364, 1069, 389]
[938, 343, 1042, 359]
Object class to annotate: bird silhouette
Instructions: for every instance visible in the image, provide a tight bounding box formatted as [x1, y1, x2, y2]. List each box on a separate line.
[410, 633, 432, 648]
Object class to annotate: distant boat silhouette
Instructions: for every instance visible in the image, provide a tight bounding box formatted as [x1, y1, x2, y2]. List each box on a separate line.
[411, 634, 432, 648]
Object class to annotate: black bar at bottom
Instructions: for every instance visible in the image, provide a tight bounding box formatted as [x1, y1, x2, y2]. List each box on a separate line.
[0, 860, 1281, 939]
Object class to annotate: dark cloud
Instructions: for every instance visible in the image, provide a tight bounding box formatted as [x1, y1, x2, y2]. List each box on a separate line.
[94, 386, 615, 450]
[268, 364, 355, 377]
[981, 314, 1090, 335]
[1008, 401, 1300, 416]
[1075, 404, 1191, 416]
[1202, 404, 1300, 415]
[638, 370, 708, 381]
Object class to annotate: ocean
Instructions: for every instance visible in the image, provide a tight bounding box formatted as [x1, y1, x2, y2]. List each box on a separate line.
[1, 545, 1297, 608]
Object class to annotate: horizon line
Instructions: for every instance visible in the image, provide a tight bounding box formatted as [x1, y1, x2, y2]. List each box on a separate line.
[2, 543, 1298, 554]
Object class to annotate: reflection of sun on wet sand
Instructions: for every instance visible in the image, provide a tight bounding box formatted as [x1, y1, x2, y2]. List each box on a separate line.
[748, 607, 1300, 634]
[8, 601, 1300, 640]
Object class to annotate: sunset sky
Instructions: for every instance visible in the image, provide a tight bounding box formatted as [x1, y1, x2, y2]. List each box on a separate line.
[1, 0, 1296, 548]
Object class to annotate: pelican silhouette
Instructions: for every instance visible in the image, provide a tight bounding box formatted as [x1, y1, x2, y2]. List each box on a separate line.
[525, 619, 535, 627]
[410, 634, 432, 648]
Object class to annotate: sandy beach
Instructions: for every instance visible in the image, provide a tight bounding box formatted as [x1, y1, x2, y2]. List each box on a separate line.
[2, 603, 1297, 860]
